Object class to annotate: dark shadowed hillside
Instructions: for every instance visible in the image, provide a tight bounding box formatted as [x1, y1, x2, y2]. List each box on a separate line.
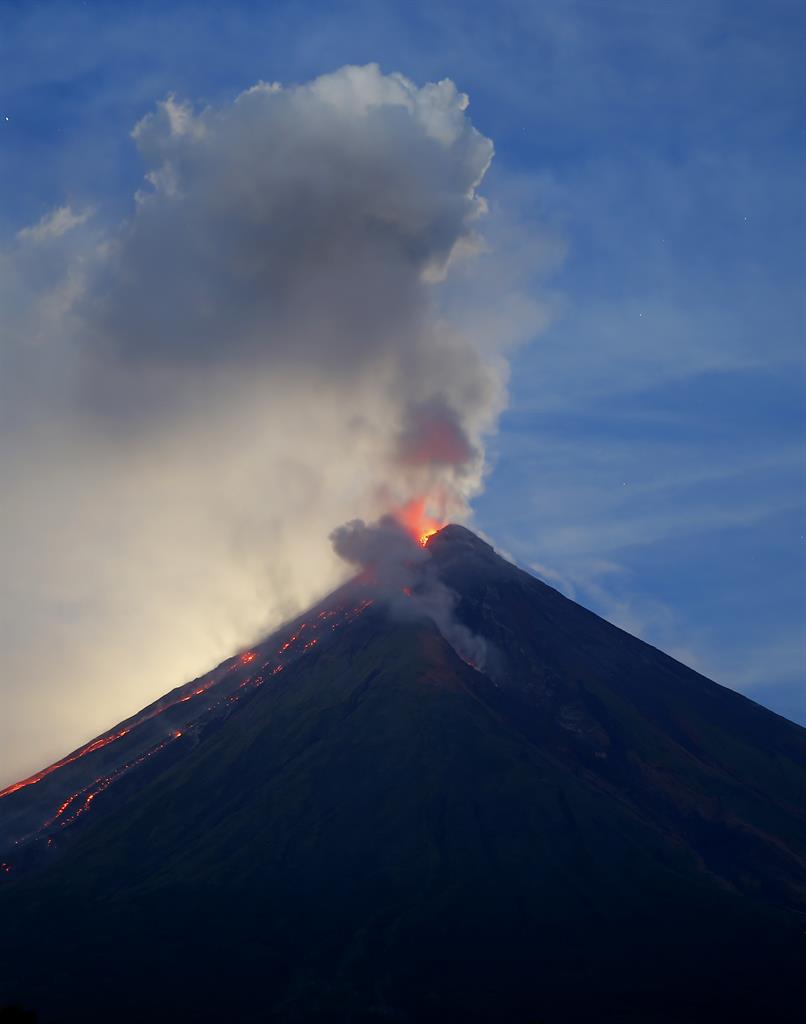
[1, 526, 804, 1022]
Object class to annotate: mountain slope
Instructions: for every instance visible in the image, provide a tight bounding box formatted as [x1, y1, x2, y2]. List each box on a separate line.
[1, 526, 804, 1023]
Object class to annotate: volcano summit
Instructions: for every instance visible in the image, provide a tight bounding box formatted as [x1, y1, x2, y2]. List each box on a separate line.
[1, 526, 804, 1022]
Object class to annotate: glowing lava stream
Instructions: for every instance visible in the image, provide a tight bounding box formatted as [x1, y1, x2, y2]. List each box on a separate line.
[2, 596, 375, 853]
[1, 520, 427, 810]
[0, 685, 222, 802]
[28, 731, 184, 842]
[0, 620, 334, 804]
[0, 728, 133, 801]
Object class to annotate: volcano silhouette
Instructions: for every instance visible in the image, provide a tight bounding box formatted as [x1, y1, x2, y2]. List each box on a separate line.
[1, 525, 804, 1023]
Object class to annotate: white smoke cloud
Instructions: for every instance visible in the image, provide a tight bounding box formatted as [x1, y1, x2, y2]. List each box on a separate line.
[1, 65, 549, 784]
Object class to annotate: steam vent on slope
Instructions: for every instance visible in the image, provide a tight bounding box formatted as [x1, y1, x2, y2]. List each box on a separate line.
[1, 526, 805, 1023]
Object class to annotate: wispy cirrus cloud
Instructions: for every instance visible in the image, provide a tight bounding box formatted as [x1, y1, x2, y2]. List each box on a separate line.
[17, 204, 91, 242]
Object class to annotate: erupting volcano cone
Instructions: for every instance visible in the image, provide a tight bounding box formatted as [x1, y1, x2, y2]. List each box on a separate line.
[1, 526, 805, 1022]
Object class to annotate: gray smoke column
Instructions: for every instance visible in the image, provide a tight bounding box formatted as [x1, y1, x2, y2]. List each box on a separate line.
[1, 65, 547, 784]
[331, 517, 488, 670]
[78, 65, 499, 518]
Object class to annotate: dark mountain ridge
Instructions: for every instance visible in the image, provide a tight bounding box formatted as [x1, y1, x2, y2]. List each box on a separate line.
[1, 525, 804, 1022]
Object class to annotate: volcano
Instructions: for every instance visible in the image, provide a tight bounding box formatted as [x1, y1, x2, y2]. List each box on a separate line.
[1, 525, 804, 1023]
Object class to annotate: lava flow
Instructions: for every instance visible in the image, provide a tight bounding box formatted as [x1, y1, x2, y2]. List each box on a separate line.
[0, 656, 261, 804]
[2, 594, 376, 860]
[30, 731, 183, 840]
[0, 727, 133, 801]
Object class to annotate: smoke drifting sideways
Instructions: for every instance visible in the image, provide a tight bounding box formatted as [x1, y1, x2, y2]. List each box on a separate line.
[331, 517, 488, 671]
[1, 65, 550, 785]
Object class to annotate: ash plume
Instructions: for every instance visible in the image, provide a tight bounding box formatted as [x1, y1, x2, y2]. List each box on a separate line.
[331, 516, 429, 595]
[331, 517, 488, 671]
[1, 65, 548, 783]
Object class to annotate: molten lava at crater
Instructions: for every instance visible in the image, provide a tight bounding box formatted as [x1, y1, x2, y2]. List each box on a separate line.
[394, 498, 443, 550]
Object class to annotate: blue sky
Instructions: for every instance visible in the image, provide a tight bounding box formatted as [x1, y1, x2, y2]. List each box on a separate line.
[3, 0, 804, 726]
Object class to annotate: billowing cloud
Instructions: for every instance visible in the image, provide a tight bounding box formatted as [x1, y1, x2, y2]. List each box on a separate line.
[1, 65, 547, 784]
[397, 397, 478, 469]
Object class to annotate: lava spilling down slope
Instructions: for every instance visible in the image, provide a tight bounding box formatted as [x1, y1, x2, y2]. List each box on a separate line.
[1, 525, 805, 1023]
[0, 592, 374, 869]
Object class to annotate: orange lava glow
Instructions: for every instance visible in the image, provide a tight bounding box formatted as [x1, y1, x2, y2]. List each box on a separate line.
[4, 596, 379, 848]
[0, 727, 132, 801]
[394, 498, 442, 548]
